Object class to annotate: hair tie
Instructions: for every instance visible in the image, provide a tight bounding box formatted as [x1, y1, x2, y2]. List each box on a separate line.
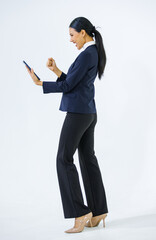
[92, 26, 96, 32]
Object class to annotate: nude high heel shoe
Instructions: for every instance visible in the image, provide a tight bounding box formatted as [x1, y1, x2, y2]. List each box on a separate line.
[85, 213, 107, 227]
[65, 212, 93, 233]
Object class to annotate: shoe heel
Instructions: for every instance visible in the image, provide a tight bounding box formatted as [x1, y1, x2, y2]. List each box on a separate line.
[87, 212, 93, 227]
[103, 218, 105, 227]
[89, 219, 93, 227]
[103, 214, 107, 228]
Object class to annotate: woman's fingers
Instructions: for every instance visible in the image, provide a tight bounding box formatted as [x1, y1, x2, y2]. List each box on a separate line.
[25, 65, 32, 75]
[48, 57, 54, 61]
[25, 66, 34, 76]
[46, 57, 57, 72]
[25, 65, 30, 72]
[47, 58, 55, 69]
[25, 66, 36, 79]
[47, 58, 52, 65]
[24, 65, 40, 85]
[48, 57, 55, 64]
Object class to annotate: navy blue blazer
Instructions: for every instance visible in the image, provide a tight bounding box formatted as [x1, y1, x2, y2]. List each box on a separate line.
[42, 44, 98, 113]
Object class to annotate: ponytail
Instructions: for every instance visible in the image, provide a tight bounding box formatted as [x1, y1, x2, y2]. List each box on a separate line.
[92, 28, 106, 79]
[69, 17, 106, 80]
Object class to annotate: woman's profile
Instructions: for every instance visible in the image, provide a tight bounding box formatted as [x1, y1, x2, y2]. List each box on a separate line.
[25, 16, 108, 233]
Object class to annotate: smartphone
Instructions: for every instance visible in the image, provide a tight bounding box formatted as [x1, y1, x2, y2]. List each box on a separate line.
[23, 60, 40, 80]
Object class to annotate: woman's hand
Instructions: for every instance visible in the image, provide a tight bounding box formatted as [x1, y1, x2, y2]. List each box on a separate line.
[25, 65, 42, 86]
[46, 57, 57, 72]
[46, 57, 62, 78]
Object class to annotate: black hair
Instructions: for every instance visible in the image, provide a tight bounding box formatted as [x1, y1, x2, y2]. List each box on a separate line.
[69, 17, 106, 80]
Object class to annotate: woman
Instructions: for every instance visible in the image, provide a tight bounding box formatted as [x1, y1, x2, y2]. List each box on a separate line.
[25, 16, 108, 233]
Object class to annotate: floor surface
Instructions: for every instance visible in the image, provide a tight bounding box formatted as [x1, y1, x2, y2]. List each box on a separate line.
[1, 213, 156, 240]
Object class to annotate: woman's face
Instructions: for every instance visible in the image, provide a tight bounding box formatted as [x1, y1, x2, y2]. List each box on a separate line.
[69, 27, 85, 50]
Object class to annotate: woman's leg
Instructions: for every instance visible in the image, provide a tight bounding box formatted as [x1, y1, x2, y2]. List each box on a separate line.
[77, 113, 108, 216]
[56, 112, 95, 218]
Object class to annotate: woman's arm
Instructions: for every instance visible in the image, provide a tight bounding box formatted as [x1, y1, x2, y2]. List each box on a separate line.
[25, 57, 65, 86]
[47, 57, 66, 82]
[54, 67, 62, 78]
[37, 70, 67, 86]
[46, 57, 62, 78]
[42, 51, 90, 93]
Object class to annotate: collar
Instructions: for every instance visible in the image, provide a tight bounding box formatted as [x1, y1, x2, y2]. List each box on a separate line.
[82, 40, 96, 50]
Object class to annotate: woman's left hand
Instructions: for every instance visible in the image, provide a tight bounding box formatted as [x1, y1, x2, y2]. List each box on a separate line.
[25, 65, 42, 86]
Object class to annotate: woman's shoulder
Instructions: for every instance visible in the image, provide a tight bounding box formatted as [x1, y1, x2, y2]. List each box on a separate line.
[77, 46, 96, 60]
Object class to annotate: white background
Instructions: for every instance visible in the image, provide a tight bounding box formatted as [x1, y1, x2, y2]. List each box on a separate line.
[0, 0, 156, 239]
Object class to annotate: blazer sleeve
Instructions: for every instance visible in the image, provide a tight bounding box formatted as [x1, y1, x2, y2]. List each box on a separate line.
[56, 72, 67, 82]
[42, 52, 90, 93]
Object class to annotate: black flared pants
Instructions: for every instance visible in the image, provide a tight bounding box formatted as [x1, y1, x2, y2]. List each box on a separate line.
[56, 112, 108, 218]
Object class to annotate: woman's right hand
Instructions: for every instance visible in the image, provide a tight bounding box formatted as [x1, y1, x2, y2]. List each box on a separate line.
[46, 57, 57, 72]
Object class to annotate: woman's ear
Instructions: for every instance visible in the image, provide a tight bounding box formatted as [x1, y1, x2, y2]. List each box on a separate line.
[81, 29, 86, 37]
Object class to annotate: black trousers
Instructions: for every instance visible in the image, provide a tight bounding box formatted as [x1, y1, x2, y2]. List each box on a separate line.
[56, 112, 108, 218]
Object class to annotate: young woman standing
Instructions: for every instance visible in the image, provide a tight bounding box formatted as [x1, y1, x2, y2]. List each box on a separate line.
[25, 16, 108, 233]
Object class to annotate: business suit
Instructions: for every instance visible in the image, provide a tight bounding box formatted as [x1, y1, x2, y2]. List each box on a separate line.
[42, 43, 97, 113]
[42, 42, 108, 218]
